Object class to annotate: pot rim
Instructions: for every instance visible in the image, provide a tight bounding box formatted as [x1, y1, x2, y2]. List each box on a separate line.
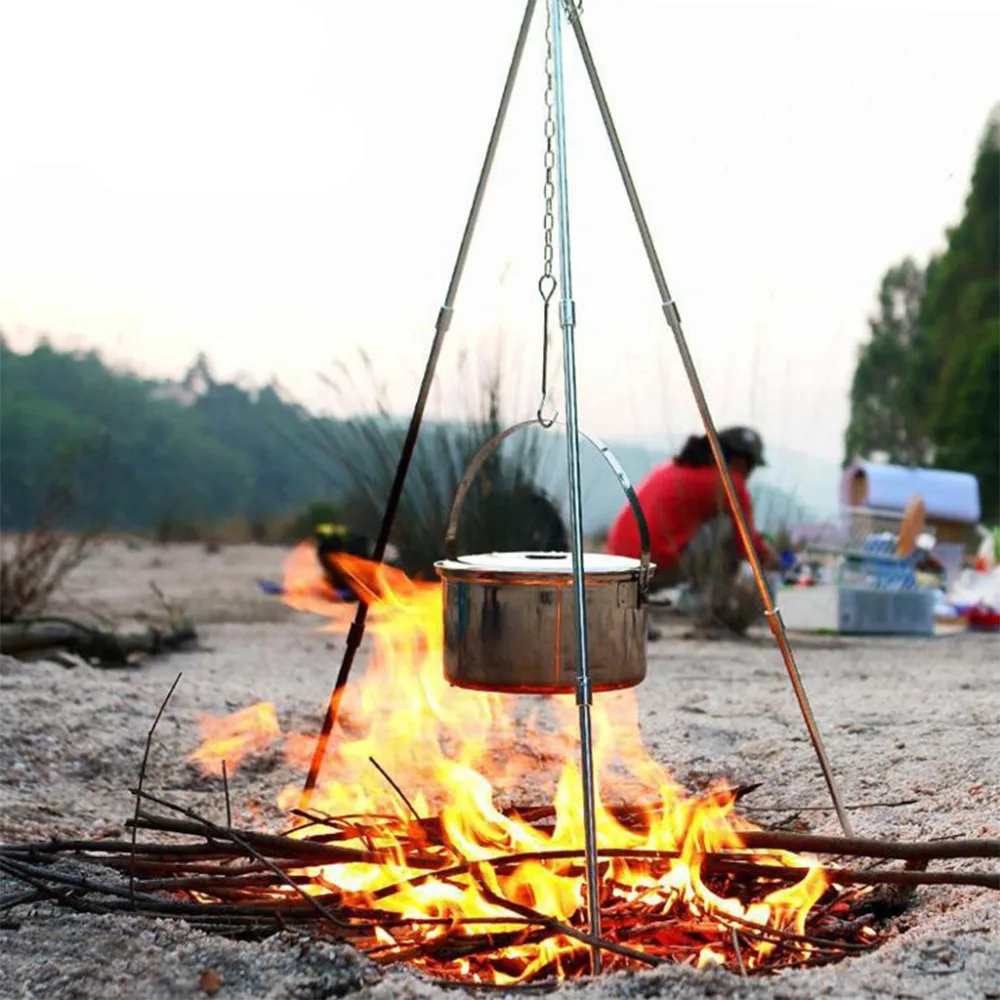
[434, 549, 649, 579]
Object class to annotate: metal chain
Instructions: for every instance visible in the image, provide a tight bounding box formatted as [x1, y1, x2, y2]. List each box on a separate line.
[536, 0, 558, 428]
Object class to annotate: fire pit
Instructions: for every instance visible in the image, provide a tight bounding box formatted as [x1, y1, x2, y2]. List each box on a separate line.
[1, 548, 997, 990]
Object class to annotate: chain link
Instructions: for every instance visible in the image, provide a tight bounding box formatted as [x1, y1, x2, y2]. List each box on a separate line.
[542, 7, 556, 285]
[537, 1, 559, 428]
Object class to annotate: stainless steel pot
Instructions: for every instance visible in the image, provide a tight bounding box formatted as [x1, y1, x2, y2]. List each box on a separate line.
[433, 421, 655, 694]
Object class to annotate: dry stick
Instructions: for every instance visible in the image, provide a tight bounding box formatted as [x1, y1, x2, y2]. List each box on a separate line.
[0, 866, 117, 920]
[131, 802, 447, 867]
[0, 847, 972, 966]
[134, 873, 299, 892]
[221, 760, 232, 829]
[383, 927, 554, 968]
[369, 755, 422, 823]
[472, 876, 663, 969]
[731, 928, 748, 977]
[129, 808, 442, 870]
[714, 860, 998, 892]
[0, 890, 42, 912]
[12, 809, 999, 887]
[739, 830, 1000, 861]
[22, 832, 993, 899]
[131, 792, 352, 928]
[2, 839, 263, 861]
[100, 859, 302, 878]
[707, 902, 871, 955]
[742, 798, 920, 814]
[421, 975, 559, 994]
[285, 808, 341, 838]
[370, 842, 1000, 903]
[0, 858, 347, 925]
[129, 672, 182, 906]
[1, 856, 172, 911]
[192, 799, 999, 865]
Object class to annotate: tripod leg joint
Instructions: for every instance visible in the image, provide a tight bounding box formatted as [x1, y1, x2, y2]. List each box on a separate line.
[660, 298, 682, 328]
[435, 306, 454, 335]
[559, 297, 577, 330]
[763, 607, 785, 638]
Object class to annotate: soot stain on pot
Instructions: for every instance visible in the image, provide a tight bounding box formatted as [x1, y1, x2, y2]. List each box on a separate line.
[456, 582, 469, 639]
[480, 586, 502, 637]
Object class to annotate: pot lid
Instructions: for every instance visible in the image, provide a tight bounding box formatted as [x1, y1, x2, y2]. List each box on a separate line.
[436, 550, 643, 575]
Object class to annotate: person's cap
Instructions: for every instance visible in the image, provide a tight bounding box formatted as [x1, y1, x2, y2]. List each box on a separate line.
[718, 426, 767, 467]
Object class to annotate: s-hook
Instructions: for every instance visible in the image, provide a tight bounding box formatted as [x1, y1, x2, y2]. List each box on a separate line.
[537, 274, 558, 427]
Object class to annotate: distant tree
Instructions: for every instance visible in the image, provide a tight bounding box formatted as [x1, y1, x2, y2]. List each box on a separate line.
[0, 341, 342, 532]
[844, 105, 1000, 521]
[844, 257, 930, 465]
[915, 109, 1000, 520]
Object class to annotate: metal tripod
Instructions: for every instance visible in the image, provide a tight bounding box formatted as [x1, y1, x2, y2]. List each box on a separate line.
[302, 0, 853, 976]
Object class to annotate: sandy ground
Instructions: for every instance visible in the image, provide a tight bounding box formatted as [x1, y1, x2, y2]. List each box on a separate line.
[1, 541, 998, 1000]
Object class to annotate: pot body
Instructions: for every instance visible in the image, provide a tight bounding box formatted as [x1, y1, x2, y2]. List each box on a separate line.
[434, 552, 651, 694]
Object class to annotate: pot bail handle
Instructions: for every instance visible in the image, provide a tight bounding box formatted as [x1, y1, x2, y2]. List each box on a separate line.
[443, 419, 653, 594]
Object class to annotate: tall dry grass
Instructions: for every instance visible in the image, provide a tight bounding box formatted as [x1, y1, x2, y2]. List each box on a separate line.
[318, 350, 567, 578]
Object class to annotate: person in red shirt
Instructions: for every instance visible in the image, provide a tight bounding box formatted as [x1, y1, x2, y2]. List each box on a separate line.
[606, 426, 780, 631]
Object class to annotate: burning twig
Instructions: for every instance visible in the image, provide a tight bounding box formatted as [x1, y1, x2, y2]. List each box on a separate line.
[221, 760, 233, 829]
[3, 789, 995, 984]
[368, 756, 422, 823]
[472, 875, 665, 969]
[730, 928, 747, 977]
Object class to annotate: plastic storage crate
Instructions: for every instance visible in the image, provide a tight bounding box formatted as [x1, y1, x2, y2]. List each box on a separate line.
[837, 586, 935, 636]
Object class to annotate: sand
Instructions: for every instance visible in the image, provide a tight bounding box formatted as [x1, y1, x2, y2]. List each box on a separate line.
[1, 541, 997, 1000]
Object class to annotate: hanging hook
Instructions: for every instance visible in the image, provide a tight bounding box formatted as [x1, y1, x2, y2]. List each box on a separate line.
[536, 274, 559, 427]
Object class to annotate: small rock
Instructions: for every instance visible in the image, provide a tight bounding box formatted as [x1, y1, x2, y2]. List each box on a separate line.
[199, 969, 222, 996]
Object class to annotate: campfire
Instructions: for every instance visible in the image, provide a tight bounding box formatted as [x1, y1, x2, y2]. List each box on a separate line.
[165, 545, 981, 984]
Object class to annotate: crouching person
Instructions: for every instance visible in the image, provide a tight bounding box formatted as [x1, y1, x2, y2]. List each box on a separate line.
[605, 426, 781, 634]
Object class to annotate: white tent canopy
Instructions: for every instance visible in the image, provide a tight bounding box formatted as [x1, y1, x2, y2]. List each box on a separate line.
[841, 460, 981, 525]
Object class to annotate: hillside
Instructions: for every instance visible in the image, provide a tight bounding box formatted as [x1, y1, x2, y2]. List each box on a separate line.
[0, 339, 826, 541]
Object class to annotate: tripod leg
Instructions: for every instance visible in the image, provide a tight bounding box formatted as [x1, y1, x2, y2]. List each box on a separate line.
[300, 0, 539, 809]
[563, 5, 854, 839]
[549, 0, 602, 974]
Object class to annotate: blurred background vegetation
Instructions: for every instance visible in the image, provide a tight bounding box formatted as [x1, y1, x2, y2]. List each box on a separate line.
[0, 339, 573, 576]
[2, 108, 997, 560]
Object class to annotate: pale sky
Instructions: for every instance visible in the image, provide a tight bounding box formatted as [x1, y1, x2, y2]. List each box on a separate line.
[1, 0, 997, 466]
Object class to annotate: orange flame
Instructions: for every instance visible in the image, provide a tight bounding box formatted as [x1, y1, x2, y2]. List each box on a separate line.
[190, 543, 829, 980]
[188, 702, 281, 776]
